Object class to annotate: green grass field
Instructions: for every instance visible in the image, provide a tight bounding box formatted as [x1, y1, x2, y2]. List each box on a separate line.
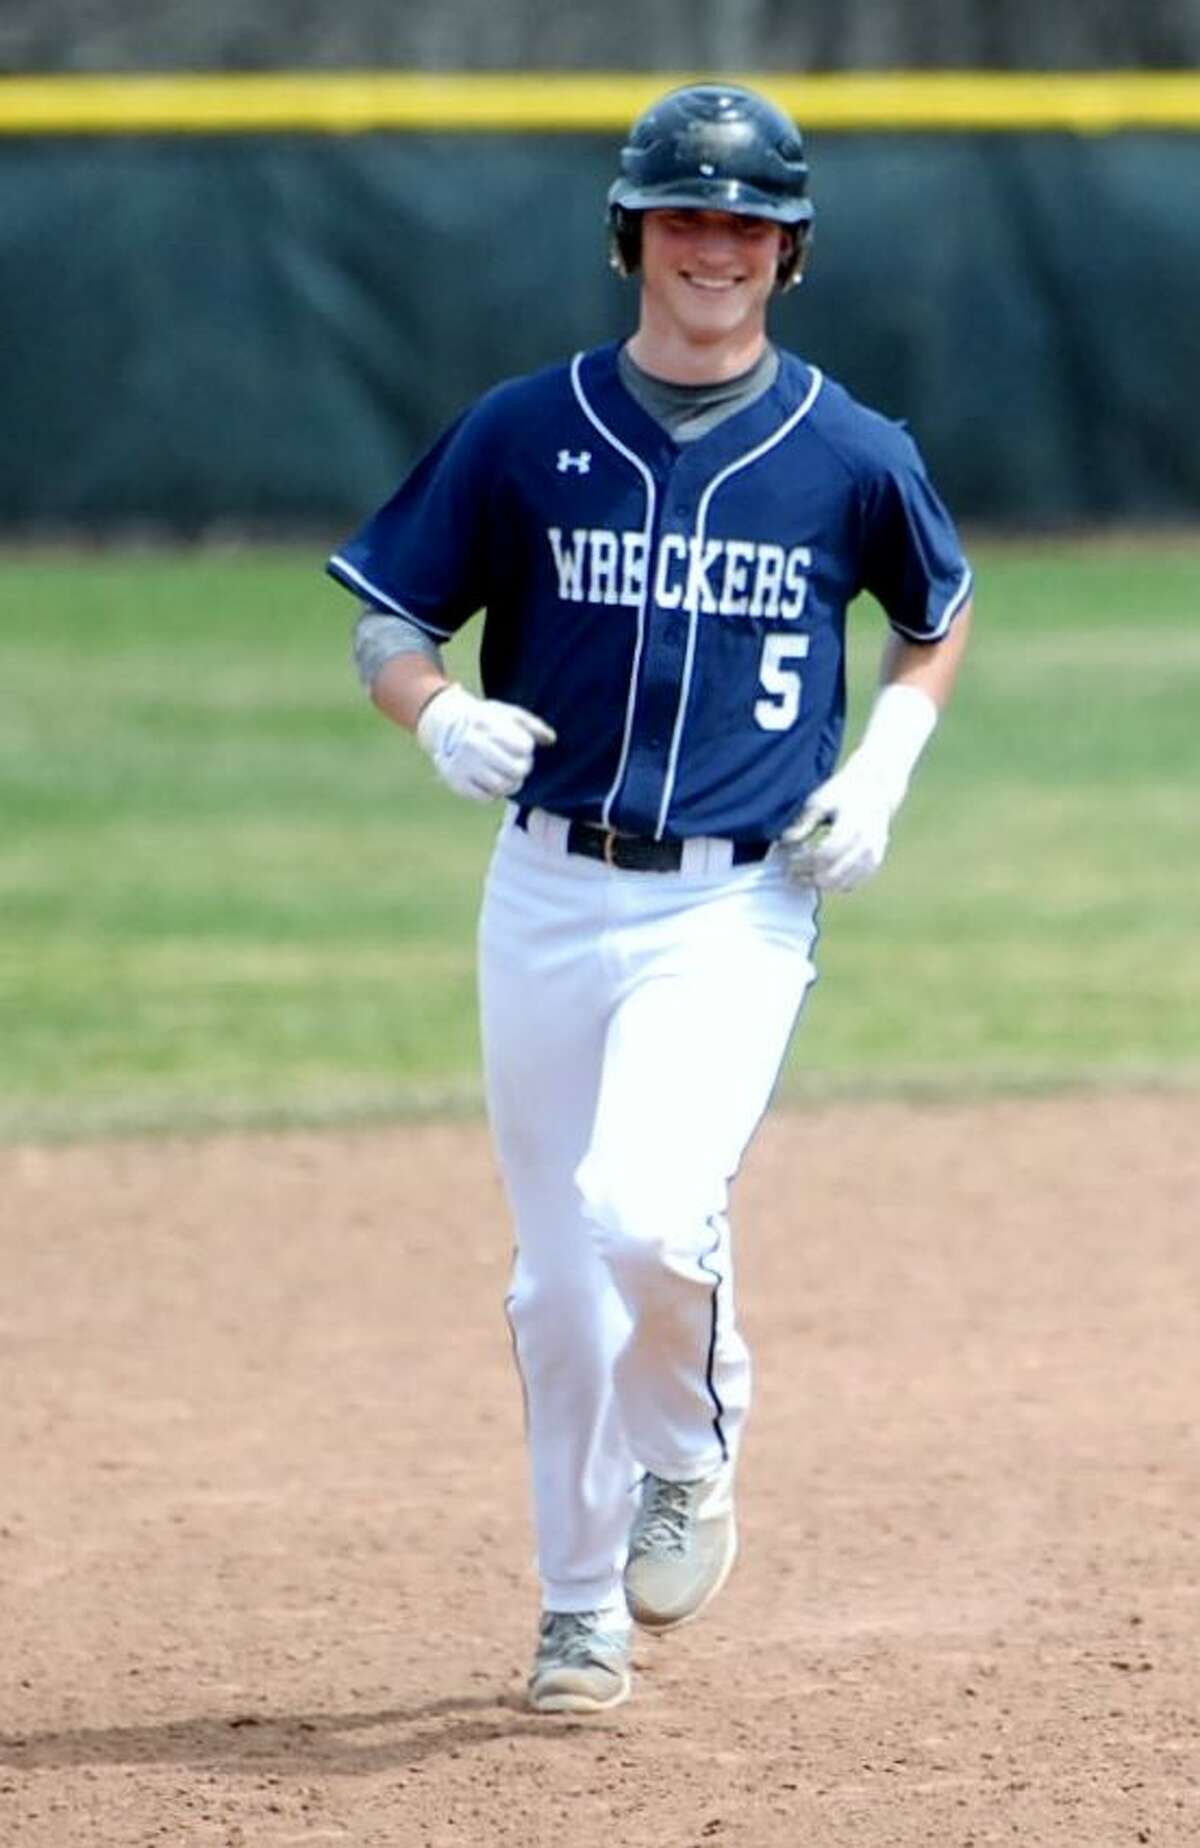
[3, 538, 1198, 1141]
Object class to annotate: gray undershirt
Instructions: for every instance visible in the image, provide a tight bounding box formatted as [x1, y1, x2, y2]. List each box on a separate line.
[353, 607, 440, 689]
[353, 342, 781, 688]
[616, 341, 779, 443]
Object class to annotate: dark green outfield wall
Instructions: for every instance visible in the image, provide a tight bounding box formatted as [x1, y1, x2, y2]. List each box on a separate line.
[3, 133, 1199, 531]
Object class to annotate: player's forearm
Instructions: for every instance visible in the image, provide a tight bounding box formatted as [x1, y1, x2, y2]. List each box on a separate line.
[369, 651, 451, 732]
[845, 601, 973, 811]
[879, 599, 972, 711]
[353, 608, 449, 732]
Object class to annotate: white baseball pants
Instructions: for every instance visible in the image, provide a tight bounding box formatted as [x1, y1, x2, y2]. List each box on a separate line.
[478, 808, 818, 1614]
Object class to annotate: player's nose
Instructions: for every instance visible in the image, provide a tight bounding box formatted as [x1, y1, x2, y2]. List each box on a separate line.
[687, 223, 745, 267]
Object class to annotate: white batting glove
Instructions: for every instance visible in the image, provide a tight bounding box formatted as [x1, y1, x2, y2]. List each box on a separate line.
[415, 683, 556, 802]
[780, 759, 895, 892]
[780, 683, 939, 894]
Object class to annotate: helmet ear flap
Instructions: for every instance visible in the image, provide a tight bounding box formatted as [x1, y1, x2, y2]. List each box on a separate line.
[609, 206, 642, 278]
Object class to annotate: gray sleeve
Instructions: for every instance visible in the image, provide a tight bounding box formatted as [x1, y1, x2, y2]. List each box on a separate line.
[353, 608, 444, 691]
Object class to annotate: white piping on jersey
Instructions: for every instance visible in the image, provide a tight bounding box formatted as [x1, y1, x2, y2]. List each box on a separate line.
[568, 352, 658, 829]
[328, 552, 454, 640]
[655, 365, 825, 839]
[887, 562, 974, 644]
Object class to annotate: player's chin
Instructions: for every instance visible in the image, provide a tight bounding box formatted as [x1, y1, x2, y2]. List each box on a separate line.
[681, 277, 772, 330]
[673, 289, 753, 338]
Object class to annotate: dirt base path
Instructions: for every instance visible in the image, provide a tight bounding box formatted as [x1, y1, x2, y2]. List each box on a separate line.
[2, 1093, 1199, 1847]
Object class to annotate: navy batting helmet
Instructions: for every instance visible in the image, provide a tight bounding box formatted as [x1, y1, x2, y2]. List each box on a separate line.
[607, 83, 815, 290]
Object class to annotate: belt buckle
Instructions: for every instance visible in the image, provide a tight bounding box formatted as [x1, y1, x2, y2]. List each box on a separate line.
[601, 827, 618, 868]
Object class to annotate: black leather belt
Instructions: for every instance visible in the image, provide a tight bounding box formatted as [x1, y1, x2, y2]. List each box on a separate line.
[516, 808, 769, 873]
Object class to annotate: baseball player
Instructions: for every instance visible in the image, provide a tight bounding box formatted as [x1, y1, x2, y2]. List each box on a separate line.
[327, 82, 972, 1715]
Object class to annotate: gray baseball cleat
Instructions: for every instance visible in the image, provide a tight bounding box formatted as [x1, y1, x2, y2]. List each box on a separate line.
[624, 1468, 738, 1631]
[527, 1609, 633, 1714]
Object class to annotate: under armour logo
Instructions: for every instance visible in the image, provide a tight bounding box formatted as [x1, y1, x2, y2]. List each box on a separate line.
[556, 449, 592, 474]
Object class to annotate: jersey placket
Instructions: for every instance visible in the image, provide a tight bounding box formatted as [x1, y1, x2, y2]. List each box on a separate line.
[609, 445, 700, 838]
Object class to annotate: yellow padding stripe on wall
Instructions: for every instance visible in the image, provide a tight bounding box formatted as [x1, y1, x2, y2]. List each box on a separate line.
[3, 70, 1200, 135]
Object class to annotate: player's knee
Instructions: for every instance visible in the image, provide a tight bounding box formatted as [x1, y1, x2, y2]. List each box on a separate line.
[595, 1222, 672, 1292]
[507, 1269, 607, 1372]
[575, 1160, 677, 1284]
[577, 1148, 719, 1238]
[509, 1267, 582, 1330]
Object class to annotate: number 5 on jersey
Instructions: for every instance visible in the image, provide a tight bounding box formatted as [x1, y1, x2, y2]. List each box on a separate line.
[755, 633, 811, 731]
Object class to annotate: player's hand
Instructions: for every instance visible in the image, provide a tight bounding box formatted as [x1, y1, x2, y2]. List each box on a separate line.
[778, 757, 894, 893]
[415, 683, 556, 802]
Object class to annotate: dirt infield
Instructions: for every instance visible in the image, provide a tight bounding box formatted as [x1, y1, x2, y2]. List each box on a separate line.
[3, 1093, 1199, 1847]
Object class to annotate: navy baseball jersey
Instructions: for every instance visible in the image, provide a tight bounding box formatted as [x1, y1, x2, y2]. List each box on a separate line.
[328, 342, 971, 842]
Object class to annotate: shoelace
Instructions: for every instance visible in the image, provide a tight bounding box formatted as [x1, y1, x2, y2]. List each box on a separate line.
[539, 1611, 625, 1664]
[633, 1478, 696, 1555]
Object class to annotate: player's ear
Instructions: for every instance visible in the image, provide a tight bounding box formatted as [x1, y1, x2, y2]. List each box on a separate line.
[609, 206, 642, 278]
[777, 225, 812, 291]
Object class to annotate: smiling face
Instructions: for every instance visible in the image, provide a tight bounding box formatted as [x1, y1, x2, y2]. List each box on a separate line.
[631, 207, 787, 381]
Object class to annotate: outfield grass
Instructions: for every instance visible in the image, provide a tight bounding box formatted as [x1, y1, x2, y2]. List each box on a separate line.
[3, 539, 1198, 1140]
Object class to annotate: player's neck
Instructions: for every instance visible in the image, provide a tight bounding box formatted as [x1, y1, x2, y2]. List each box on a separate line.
[625, 316, 771, 387]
